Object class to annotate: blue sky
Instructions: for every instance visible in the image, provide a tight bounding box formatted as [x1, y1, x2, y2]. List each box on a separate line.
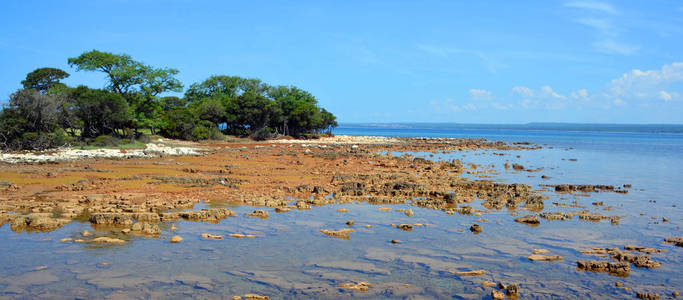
[1, 1, 682, 123]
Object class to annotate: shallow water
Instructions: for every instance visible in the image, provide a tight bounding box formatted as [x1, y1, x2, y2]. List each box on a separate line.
[1, 128, 682, 299]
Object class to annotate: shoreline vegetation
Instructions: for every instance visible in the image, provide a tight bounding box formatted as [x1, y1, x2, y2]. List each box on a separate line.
[0, 49, 337, 151]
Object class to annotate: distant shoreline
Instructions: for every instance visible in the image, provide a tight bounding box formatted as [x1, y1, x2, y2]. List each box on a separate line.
[336, 123, 683, 134]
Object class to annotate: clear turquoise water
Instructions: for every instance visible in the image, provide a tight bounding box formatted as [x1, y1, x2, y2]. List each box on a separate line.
[1, 125, 681, 299]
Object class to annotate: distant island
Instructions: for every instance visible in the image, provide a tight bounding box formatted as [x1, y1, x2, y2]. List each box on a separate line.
[340, 122, 683, 134]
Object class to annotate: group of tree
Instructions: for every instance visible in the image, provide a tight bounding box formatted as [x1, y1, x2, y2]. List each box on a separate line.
[0, 50, 337, 150]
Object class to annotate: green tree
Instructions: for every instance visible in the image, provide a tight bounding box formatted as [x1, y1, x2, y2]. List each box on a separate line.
[192, 98, 226, 125]
[0, 89, 69, 150]
[160, 96, 187, 111]
[68, 50, 182, 134]
[70, 86, 131, 138]
[21, 67, 70, 93]
[320, 108, 338, 132]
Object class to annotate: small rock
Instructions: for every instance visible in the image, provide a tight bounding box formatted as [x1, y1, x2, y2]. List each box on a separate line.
[201, 233, 223, 240]
[404, 209, 414, 217]
[391, 240, 400, 244]
[274, 207, 290, 213]
[491, 290, 505, 300]
[397, 224, 413, 231]
[514, 215, 540, 226]
[527, 254, 563, 262]
[346, 220, 354, 226]
[320, 228, 355, 239]
[506, 284, 519, 296]
[454, 270, 486, 276]
[470, 224, 482, 234]
[229, 234, 246, 239]
[81, 230, 92, 237]
[336, 208, 349, 213]
[339, 281, 371, 292]
[246, 210, 269, 218]
[636, 292, 660, 300]
[170, 235, 183, 243]
[91, 237, 125, 244]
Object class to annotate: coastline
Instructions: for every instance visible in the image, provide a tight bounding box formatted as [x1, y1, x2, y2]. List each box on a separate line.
[0, 134, 680, 298]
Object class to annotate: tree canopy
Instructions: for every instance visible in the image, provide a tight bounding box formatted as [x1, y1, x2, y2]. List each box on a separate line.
[0, 49, 337, 150]
[21, 67, 70, 93]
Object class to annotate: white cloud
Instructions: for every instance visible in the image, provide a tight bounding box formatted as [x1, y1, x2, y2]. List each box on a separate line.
[511, 86, 534, 98]
[571, 89, 589, 100]
[593, 40, 639, 55]
[469, 89, 492, 100]
[659, 91, 672, 101]
[540, 86, 566, 99]
[565, 1, 618, 14]
[576, 18, 611, 31]
[566, 2, 638, 55]
[607, 62, 683, 101]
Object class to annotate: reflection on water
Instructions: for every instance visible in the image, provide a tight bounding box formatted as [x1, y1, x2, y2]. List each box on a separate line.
[1, 142, 682, 299]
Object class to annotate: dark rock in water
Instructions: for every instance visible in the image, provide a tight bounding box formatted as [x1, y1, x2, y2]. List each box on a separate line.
[491, 290, 505, 300]
[636, 292, 660, 300]
[664, 237, 683, 247]
[179, 208, 237, 222]
[443, 192, 458, 204]
[576, 260, 630, 277]
[312, 185, 326, 194]
[320, 228, 354, 239]
[514, 215, 540, 226]
[10, 214, 70, 233]
[89, 213, 133, 227]
[245, 210, 269, 219]
[131, 212, 161, 223]
[470, 224, 482, 234]
[506, 284, 519, 296]
[131, 222, 161, 237]
[397, 224, 413, 231]
[512, 163, 525, 170]
[610, 250, 660, 269]
[623, 245, 666, 254]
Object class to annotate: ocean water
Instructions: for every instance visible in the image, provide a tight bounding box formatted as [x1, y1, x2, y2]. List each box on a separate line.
[0, 124, 681, 299]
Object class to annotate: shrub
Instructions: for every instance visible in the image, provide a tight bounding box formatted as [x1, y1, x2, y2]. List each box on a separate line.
[91, 135, 121, 147]
[135, 134, 151, 144]
[250, 127, 273, 141]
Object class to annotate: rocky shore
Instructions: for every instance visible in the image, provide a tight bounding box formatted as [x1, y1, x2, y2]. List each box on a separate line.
[0, 135, 677, 299]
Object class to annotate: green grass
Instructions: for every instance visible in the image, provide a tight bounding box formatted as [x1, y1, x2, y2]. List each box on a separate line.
[78, 140, 147, 150]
